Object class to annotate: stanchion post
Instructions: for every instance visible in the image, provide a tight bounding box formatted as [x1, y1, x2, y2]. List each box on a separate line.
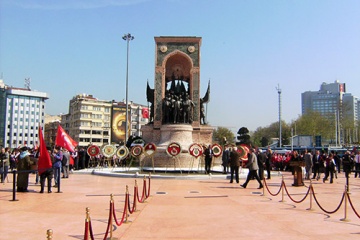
[261, 178, 265, 196]
[46, 229, 53, 239]
[134, 180, 138, 212]
[306, 180, 313, 211]
[11, 170, 18, 201]
[340, 185, 350, 222]
[85, 207, 91, 240]
[125, 185, 129, 223]
[57, 167, 61, 193]
[110, 194, 114, 239]
[280, 175, 285, 202]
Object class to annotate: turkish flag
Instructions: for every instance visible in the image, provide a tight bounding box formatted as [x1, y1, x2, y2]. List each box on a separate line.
[142, 108, 149, 118]
[55, 125, 78, 152]
[38, 125, 52, 175]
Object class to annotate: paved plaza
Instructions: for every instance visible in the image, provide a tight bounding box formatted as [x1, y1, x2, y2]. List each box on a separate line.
[1, 168, 360, 239]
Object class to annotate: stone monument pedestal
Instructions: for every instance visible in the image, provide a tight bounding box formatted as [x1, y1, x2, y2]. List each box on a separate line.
[141, 124, 213, 168]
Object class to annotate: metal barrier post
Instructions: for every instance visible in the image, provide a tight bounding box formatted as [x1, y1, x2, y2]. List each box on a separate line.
[340, 185, 350, 222]
[11, 170, 18, 201]
[280, 175, 285, 202]
[57, 167, 62, 193]
[85, 207, 91, 240]
[125, 185, 129, 223]
[134, 180, 138, 212]
[306, 180, 313, 211]
[46, 229, 53, 239]
[110, 194, 114, 239]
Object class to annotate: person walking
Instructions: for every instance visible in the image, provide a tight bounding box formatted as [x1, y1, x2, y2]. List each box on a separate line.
[304, 149, 313, 180]
[323, 153, 335, 184]
[39, 151, 53, 194]
[229, 147, 240, 183]
[240, 148, 263, 189]
[312, 150, 323, 180]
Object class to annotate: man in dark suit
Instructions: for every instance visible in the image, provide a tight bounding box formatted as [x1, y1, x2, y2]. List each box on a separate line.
[229, 147, 240, 183]
[204, 145, 213, 174]
[257, 149, 266, 180]
[312, 150, 322, 180]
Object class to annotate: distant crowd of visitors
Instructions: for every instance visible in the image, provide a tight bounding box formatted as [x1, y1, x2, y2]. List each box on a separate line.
[219, 146, 360, 187]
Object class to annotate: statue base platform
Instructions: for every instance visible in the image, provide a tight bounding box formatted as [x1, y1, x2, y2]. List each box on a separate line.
[141, 123, 213, 168]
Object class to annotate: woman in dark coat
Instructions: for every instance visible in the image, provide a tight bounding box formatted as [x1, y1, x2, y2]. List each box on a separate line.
[17, 147, 35, 192]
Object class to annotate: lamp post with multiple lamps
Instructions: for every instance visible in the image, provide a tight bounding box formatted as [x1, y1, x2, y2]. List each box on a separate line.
[122, 33, 134, 144]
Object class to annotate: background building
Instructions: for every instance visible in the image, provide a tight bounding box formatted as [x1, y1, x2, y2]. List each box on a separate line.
[301, 80, 360, 145]
[301, 80, 346, 118]
[44, 114, 61, 147]
[0, 79, 48, 148]
[62, 94, 148, 147]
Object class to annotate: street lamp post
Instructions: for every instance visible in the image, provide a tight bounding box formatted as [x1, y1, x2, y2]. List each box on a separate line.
[276, 84, 282, 148]
[122, 33, 134, 144]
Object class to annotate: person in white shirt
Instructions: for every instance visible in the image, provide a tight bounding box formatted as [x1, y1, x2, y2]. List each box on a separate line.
[354, 150, 360, 178]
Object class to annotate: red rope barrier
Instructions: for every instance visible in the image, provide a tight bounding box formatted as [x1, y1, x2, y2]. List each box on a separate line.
[146, 176, 151, 198]
[346, 192, 360, 218]
[282, 183, 311, 203]
[137, 181, 146, 203]
[263, 178, 283, 196]
[311, 185, 345, 214]
[128, 186, 137, 214]
[88, 220, 95, 240]
[102, 201, 113, 240]
[113, 193, 128, 226]
[84, 219, 89, 240]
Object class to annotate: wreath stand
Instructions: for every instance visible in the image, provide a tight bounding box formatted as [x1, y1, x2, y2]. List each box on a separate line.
[189, 156, 196, 174]
[141, 155, 155, 173]
[165, 156, 182, 175]
[197, 156, 205, 173]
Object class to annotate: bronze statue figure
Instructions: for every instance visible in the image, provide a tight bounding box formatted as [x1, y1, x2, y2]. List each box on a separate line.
[200, 81, 210, 125]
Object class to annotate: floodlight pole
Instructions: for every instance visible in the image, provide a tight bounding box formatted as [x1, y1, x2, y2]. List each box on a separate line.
[122, 33, 134, 144]
[276, 84, 282, 148]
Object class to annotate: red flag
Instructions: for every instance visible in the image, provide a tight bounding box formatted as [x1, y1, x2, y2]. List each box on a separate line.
[142, 108, 149, 118]
[38, 125, 52, 175]
[55, 125, 78, 152]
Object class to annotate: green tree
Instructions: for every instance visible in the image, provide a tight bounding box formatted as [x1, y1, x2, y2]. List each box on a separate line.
[294, 110, 333, 141]
[236, 127, 251, 146]
[213, 127, 235, 145]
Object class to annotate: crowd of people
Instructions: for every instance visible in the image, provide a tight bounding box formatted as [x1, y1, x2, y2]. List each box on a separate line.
[220, 145, 360, 186]
[0, 145, 133, 193]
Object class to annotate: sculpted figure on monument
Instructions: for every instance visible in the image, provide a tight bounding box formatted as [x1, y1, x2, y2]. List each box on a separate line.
[162, 92, 172, 124]
[173, 95, 182, 123]
[182, 93, 195, 123]
[146, 81, 155, 123]
[200, 81, 210, 125]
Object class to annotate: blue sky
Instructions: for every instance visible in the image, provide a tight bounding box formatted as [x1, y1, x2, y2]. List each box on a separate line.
[1, 0, 359, 132]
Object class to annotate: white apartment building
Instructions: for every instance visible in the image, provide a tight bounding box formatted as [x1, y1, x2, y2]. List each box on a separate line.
[0, 79, 48, 148]
[62, 94, 112, 147]
[62, 94, 149, 147]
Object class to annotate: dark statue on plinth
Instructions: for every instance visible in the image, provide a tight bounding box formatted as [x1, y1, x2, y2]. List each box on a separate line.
[146, 76, 210, 125]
